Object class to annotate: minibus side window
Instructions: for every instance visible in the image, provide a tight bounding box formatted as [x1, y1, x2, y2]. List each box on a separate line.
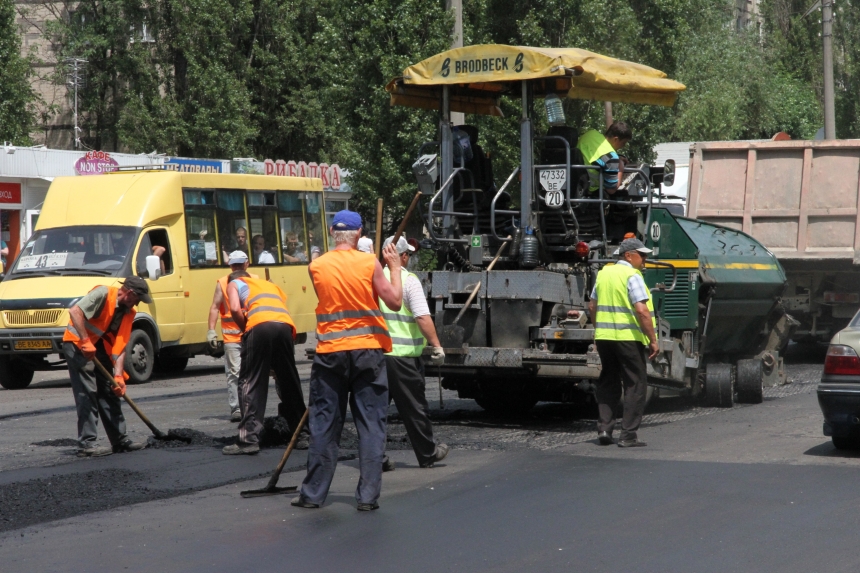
[136, 229, 173, 277]
[216, 190, 248, 265]
[278, 191, 308, 265]
[305, 193, 327, 259]
[247, 191, 279, 265]
[183, 189, 218, 267]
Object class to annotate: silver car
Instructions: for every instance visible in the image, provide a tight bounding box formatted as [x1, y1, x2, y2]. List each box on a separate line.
[818, 312, 860, 449]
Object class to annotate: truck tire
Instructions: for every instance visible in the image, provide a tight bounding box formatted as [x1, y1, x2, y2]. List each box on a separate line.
[832, 436, 860, 450]
[704, 363, 733, 408]
[0, 356, 35, 390]
[736, 358, 763, 404]
[125, 329, 154, 384]
[154, 354, 188, 374]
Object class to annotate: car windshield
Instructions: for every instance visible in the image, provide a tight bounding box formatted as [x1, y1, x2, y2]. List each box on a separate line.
[9, 226, 139, 278]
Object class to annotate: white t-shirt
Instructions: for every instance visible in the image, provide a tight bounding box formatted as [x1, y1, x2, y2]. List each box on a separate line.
[256, 251, 275, 264]
[403, 273, 430, 318]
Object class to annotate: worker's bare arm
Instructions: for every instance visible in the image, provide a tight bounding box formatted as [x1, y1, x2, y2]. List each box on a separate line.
[633, 300, 659, 359]
[373, 244, 402, 311]
[415, 315, 441, 347]
[227, 282, 246, 331]
[113, 351, 125, 378]
[208, 283, 223, 330]
[69, 305, 90, 341]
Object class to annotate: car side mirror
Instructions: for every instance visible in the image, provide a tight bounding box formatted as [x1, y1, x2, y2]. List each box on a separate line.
[662, 159, 676, 187]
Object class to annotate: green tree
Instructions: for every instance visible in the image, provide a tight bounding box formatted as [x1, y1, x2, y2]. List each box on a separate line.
[0, 0, 37, 144]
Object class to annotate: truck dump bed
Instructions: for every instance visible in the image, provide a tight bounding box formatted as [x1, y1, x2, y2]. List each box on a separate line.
[686, 140, 860, 263]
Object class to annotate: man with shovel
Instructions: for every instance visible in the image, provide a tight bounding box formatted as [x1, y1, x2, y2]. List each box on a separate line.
[221, 271, 307, 455]
[292, 210, 402, 511]
[378, 235, 448, 471]
[62, 277, 151, 458]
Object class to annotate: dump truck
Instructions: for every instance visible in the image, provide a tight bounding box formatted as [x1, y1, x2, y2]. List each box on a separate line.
[386, 44, 794, 413]
[686, 139, 860, 344]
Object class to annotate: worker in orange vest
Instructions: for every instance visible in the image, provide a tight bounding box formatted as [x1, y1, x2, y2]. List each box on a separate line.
[292, 210, 402, 511]
[62, 277, 151, 458]
[221, 271, 307, 455]
[207, 250, 255, 422]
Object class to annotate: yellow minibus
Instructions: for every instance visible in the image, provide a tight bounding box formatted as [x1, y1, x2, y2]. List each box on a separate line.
[0, 169, 327, 388]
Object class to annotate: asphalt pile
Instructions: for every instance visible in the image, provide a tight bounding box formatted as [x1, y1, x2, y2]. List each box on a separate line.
[0, 469, 172, 533]
[146, 428, 213, 449]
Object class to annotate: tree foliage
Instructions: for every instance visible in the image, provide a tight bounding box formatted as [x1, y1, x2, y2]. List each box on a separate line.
[0, 0, 37, 144]
[10, 0, 844, 215]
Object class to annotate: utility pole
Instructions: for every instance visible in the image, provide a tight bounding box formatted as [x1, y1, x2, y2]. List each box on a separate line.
[604, 102, 613, 130]
[65, 57, 87, 149]
[822, 0, 836, 139]
[446, 0, 464, 126]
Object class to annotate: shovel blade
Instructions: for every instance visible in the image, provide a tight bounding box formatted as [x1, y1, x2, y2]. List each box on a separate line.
[438, 324, 465, 349]
[240, 485, 298, 498]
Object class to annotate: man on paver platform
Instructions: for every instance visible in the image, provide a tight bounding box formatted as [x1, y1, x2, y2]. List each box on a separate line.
[62, 277, 151, 457]
[378, 235, 448, 471]
[292, 210, 402, 511]
[221, 271, 307, 455]
[207, 250, 256, 423]
[588, 238, 659, 448]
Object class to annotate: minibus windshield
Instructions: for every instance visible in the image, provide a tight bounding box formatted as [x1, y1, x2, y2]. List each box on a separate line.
[8, 226, 139, 278]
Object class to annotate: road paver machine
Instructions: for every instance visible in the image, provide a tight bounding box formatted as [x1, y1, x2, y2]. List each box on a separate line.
[385, 45, 794, 413]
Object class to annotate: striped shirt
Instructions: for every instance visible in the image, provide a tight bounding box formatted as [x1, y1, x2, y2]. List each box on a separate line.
[403, 274, 430, 318]
[590, 260, 649, 305]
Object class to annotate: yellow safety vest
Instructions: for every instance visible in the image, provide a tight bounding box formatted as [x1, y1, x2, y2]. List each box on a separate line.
[593, 263, 656, 345]
[379, 268, 426, 357]
[576, 129, 617, 191]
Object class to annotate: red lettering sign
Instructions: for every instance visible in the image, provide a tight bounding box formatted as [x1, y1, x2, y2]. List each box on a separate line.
[264, 159, 275, 176]
[0, 183, 21, 204]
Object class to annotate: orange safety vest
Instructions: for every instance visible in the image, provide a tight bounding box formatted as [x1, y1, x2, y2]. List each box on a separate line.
[239, 277, 296, 337]
[217, 273, 258, 344]
[63, 286, 136, 366]
[309, 249, 391, 353]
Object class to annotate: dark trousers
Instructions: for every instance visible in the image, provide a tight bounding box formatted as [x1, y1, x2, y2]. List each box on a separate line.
[594, 340, 648, 441]
[237, 322, 305, 445]
[386, 355, 437, 466]
[300, 349, 388, 505]
[63, 342, 127, 450]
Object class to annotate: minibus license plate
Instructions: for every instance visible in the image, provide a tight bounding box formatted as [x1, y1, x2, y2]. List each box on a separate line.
[15, 340, 52, 350]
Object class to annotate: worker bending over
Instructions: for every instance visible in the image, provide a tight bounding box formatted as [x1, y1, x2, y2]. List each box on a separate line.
[379, 235, 448, 471]
[62, 277, 151, 457]
[221, 272, 307, 455]
[293, 210, 402, 511]
[207, 250, 255, 422]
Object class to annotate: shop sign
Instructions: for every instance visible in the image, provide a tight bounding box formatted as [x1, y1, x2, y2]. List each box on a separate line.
[0, 183, 22, 204]
[261, 160, 342, 189]
[74, 151, 119, 175]
[164, 158, 225, 173]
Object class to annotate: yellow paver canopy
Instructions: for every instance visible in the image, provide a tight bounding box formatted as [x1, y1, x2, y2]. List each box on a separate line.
[386, 45, 686, 115]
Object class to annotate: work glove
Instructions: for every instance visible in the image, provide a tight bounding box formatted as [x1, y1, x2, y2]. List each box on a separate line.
[207, 329, 219, 349]
[79, 339, 97, 360]
[429, 347, 445, 366]
[112, 375, 126, 398]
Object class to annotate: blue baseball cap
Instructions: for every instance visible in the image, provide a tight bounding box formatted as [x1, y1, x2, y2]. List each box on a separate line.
[331, 210, 362, 231]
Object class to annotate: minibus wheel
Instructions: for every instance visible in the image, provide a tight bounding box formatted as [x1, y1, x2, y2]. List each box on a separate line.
[0, 356, 35, 390]
[125, 329, 155, 384]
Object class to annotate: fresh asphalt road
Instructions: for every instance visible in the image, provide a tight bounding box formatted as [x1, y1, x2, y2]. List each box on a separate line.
[1, 347, 859, 572]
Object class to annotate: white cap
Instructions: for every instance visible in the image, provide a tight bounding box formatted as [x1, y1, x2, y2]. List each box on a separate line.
[227, 250, 249, 265]
[357, 237, 374, 253]
[383, 236, 416, 255]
